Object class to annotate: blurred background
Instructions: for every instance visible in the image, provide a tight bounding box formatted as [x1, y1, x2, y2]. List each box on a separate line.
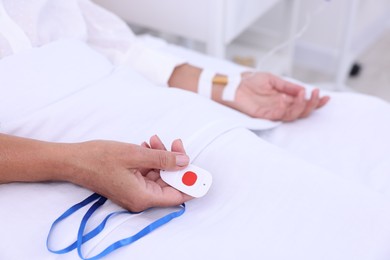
[94, 0, 390, 102]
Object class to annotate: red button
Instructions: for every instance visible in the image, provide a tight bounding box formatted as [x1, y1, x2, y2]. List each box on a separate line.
[182, 171, 197, 186]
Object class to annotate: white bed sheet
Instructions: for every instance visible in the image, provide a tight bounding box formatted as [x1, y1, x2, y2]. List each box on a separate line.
[1, 39, 390, 260]
[148, 35, 390, 195]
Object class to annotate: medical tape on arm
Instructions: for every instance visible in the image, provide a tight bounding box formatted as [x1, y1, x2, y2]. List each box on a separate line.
[198, 69, 215, 99]
[221, 75, 241, 102]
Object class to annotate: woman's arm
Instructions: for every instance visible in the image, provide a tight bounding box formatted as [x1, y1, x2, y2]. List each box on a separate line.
[168, 64, 330, 122]
[78, 0, 329, 121]
[0, 133, 191, 211]
[0, 133, 74, 183]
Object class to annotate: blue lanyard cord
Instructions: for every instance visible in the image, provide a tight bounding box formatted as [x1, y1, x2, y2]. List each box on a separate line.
[77, 198, 185, 260]
[47, 193, 103, 253]
[47, 193, 186, 260]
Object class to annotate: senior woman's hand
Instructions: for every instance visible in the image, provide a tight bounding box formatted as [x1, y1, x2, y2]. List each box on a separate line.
[68, 136, 193, 212]
[222, 72, 330, 122]
[0, 133, 191, 212]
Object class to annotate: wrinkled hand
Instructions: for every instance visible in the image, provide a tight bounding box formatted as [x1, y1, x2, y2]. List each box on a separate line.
[226, 72, 330, 122]
[70, 136, 192, 212]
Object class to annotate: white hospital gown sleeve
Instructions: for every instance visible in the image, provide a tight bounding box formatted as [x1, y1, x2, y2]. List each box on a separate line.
[78, 0, 185, 87]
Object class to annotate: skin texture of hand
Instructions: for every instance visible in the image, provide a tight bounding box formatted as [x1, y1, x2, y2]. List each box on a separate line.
[169, 64, 330, 122]
[70, 136, 193, 212]
[0, 133, 192, 212]
[223, 72, 330, 122]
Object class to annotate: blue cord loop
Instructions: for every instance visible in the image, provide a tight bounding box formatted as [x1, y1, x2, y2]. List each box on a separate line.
[47, 193, 185, 260]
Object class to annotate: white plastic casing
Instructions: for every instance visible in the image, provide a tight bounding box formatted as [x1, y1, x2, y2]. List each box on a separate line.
[160, 165, 212, 198]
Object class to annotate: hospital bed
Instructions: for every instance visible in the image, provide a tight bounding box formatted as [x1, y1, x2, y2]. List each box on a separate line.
[1, 37, 390, 260]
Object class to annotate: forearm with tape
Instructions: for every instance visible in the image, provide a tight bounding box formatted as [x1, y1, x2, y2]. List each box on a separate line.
[198, 70, 241, 102]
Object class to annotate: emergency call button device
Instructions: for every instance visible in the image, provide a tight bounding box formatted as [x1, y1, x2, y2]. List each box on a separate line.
[160, 164, 212, 198]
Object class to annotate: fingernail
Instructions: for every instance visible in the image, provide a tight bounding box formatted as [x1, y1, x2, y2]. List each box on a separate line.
[142, 142, 150, 148]
[176, 154, 189, 167]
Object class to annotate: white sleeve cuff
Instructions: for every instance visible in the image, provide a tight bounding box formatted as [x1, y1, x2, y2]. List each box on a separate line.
[121, 40, 186, 87]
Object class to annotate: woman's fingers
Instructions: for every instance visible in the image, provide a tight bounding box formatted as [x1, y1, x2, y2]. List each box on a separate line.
[282, 89, 306, 122]
[141, 141, 150, 149]
[127, 171, 191, 211]
[149, 135, 189, 168]
[271, 74, 304, 96]
[300, 89, 321, 118]
[130, 145, 189, 171]
[143, 139, 187, 180]
[158, 186, 193, 205]
[139, 136, 168, 175]
[318, 95, 331, 108]
[136, 135, 189, 173]
[139, 142, 152, 175]
[150, 135, 167, 150]
[171, 139, 186, 154]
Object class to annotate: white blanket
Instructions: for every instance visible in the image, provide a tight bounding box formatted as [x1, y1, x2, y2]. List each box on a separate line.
[1, 39, 390, 260]
[0, 40, 278, 156]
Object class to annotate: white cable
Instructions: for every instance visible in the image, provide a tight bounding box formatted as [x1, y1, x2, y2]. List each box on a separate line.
[256, 1, 330, 71]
